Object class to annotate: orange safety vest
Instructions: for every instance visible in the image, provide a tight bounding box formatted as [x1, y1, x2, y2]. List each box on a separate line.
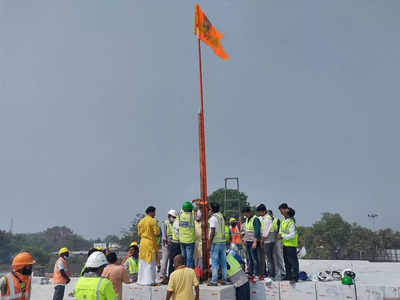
[53, 257, 71, 285]
[230, 225, 241, 244]
[1, 272, 31, 300]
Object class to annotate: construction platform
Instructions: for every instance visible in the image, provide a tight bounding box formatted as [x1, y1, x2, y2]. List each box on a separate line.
[30, 259, 400, 299]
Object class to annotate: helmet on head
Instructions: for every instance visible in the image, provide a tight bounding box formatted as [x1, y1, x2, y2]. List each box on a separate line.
[95, 246, 103, 251]
[168, 210, 178, 218]
[59, 248, 69, 255]
[229, 218, 236, 223]
[182, 201, 193, 212]
[341, 275, 354, 285]
[12, 252, 36, 269]
[129, 242, 138, 247]
[86, 251, 108, 268]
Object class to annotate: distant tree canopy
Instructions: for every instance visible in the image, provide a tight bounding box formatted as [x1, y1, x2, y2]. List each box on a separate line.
[120, 213, 145, 247]
[207, 188, 249, 221]
[0, 226, 91, 265]
[298, 212, 400, 260]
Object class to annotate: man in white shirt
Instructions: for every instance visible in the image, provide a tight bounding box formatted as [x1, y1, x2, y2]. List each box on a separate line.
[257, 204, 276, 279]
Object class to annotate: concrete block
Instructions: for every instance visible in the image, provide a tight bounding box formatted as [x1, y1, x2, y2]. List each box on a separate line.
[198, 284, 236, 300]
[264, 281, 280, 300]
[250, 281, 267, 300]
[280, 281, 317, 300]
[122, 283, 235, 300]
[355, 284, 384, 300]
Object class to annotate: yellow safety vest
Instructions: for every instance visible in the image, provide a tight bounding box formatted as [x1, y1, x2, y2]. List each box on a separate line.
[271, 218, 279, 233]
[260, 215, 275, 233]
[179, 212, 195, 244]
[245, 216, 256, 232]
[226, 253, 242, 278]
[225, 225, 230, 244]
[280, 218, 298, 247]
[211, 212, 225, 244]
[74, 277, 117, 300]
[127, 257, 138, 275]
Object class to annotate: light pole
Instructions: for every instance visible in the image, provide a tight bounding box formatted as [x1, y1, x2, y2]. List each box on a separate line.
[368, 213, 378, 231]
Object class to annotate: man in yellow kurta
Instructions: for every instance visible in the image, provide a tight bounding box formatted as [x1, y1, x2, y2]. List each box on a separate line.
[137, 206, 160, 285]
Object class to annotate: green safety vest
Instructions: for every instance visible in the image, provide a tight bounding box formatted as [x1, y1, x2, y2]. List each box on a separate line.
[127, 257, 138, 275]
[179, 211, 195, 244]
[271, 218, 279, 233]
[165, 220, 173, 238]
[225, 225, 230, 244]
[226, 253, 242, 278]
[245, 216, 256, 232]
[211, 212, 225, 244]
[80, 265, 87, 277]
[280, 218, 298, 247]
[74, 277, 117, 300]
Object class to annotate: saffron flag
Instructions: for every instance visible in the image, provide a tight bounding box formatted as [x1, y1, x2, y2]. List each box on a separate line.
[194, 4, 229, 60]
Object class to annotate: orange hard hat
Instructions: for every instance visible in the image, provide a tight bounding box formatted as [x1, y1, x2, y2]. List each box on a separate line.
[12, 252, 36, 269]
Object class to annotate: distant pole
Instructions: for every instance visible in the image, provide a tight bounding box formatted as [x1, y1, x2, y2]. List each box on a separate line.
[368, 213, 378, 231]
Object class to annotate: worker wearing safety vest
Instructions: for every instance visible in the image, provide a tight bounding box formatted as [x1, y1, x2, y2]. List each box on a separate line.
[229, 218, 242, 246]
[169, 210, 182, 279]
[123, 244, 139, 282]
[0, 252, 36, 300]
[242, 206, 262, 282]
[277, 207, 299, 284]
[207, 202, 230, 286]
[224, 223, 231, 246]
[270, 209, 285, 280]
[160, 209, 177, 284]
[178, 201, 196, 269]
[74, 251, 116, 300]
[256, 204, 277, 279]
[52, 248, 71, 300]
[226, 245, 250, 300]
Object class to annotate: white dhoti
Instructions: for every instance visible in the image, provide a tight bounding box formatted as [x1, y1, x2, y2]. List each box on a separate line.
[137, 257, 156, 285]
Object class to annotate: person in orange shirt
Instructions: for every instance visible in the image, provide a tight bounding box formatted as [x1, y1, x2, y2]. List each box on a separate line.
[0, 252, 36, 300]
[52, 247, 71, 300]
[102, 252, 130, 300]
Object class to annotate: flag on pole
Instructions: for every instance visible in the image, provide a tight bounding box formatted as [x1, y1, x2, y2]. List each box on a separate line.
[194, 4, 229, 60]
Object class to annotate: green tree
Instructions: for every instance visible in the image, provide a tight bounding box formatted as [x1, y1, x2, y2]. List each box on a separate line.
[310, 213, 351, 259]
[207, 188, 249, 221]
[120, 213, 145, 247]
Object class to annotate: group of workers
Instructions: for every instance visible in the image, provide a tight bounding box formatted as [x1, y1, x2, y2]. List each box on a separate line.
[0, 201, 298, 300]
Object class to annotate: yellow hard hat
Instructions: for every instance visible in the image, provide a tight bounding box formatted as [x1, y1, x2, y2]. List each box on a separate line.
[229, 217, 236, 222]
[129, 242, 138, 247]
[95, 246, 103, 251]
[58, 248, 69, 255]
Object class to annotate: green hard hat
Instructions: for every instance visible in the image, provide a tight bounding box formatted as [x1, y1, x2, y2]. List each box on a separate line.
[182, 201, 193, 212]
[341, 275, 353, 285]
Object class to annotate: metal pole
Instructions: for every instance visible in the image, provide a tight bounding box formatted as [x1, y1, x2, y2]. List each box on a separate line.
[197, 34, 209, 282]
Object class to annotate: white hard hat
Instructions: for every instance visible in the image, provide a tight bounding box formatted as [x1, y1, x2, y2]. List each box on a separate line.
[168, 210, 178, 217]
[86, 251, 108, 268]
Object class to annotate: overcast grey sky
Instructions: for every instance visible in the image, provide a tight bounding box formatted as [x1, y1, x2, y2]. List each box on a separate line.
[1, 1, 399, 238]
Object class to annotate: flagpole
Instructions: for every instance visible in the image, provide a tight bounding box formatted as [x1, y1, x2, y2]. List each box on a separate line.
[197, 37, 210, 282]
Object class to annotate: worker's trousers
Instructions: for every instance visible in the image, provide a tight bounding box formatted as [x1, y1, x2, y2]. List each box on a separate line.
[52, 285, 65, 300]
[283, 246, 299, 281]
[180, 242, 195, 269]
[245, 241, 261, 277]
[273, 240, 286, 280]
[160, 244, 170, 278]
[263, 242, 276, 278]
[168, 242, 181, 278]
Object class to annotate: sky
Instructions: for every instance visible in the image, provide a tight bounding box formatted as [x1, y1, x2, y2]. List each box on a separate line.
[0, 1, 399, 239]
